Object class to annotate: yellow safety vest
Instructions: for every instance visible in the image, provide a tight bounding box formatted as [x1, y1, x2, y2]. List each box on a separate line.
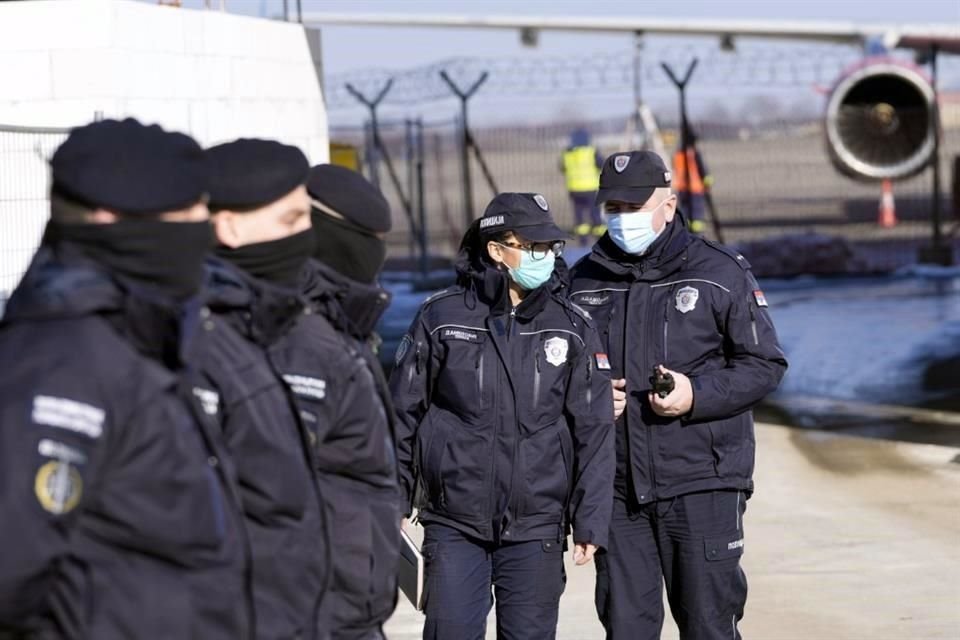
[563, 146, 601, 193]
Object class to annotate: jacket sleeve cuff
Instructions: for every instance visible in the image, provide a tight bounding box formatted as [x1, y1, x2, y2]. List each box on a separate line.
[572, 526, 608, 550]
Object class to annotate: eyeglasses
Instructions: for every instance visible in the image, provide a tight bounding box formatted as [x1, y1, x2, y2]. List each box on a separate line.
[497, 240, 565, 261]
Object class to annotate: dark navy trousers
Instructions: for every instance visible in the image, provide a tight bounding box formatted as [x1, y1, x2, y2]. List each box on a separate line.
[595, 491, 748, 640]
[421, 523, 566, 640]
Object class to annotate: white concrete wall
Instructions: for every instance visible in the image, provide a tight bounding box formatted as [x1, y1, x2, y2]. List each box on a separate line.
[0, 0, 328, 157]
[0, 0, 329, 304]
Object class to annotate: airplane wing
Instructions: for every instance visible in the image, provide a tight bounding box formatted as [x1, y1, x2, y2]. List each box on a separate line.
[301, 13, 960, 54]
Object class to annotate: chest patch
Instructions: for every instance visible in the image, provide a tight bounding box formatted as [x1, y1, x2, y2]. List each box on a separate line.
[441, 328, 480, 343]
[544, 337, 569, 367]
[675, 286, 699, 314]
[283, 374, 327, 401]
[192, 387, 220, 416]
[573, 293, 610, 307]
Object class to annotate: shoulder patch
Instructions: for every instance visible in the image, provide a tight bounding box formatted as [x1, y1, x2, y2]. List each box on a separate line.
[395, 334, 413, 366]
[703, 239, 751, 270]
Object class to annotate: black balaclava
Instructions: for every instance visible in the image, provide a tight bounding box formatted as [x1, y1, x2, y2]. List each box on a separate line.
[311, 213, 386, 284]
[215, 227, 316, 289]
[44, 219, 213, 301]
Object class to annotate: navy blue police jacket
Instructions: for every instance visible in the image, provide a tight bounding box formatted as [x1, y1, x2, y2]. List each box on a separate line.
[0, 244, 251, 639]
[390, 251, 615, 547]
[192, 257, 329, 640]
[568, 216, 788, 504]
[269, 259, 399, 640]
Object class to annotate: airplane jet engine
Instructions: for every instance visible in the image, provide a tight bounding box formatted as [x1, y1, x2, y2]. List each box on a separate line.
[825, 59, 937, 181]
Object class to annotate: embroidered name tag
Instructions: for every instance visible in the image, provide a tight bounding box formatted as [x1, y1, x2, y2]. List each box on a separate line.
[192, 387, 220, 416]
[32, 395, 104, 439]
[283, 374, 327, 400]
[573, 293, 610, 307]
[441, 328, 480, 343]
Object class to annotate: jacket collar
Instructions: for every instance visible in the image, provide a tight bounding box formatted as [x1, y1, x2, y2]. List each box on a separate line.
[301, 259, 391, 340]
[587, 213, 693, 282]
[203, 256, 304, 346]
[4, 243, 189, 369]
[454, 245, 569, 322]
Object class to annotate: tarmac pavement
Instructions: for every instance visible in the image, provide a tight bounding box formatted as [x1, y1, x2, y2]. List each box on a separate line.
[384, 422, 960, 640]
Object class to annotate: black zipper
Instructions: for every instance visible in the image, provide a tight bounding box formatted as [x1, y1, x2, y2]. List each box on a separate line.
[663, 302, 670, 363]
[476, 348, 485, 400]
[533, 347, 541, 409]
[485, 344, 501, 537]
[585, 350, 593, 407]
[506, 306, 517, 340]
[643, 285, 658, 500]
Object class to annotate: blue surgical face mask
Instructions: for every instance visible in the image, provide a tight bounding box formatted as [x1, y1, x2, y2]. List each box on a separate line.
[505, 248, 555, 291]
[606, 201, 666, 255]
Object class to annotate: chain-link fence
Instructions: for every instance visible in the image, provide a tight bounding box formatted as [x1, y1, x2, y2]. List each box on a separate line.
[0, 125, 69, 311]
[333, 112, 960, 275]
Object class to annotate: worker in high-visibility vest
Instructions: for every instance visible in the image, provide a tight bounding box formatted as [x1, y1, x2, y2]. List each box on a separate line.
[672, 132, 713, 235]
[561, 128, 604, 245]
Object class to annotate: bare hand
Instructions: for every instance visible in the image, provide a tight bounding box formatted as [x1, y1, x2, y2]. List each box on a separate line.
[648, 366, 693, 417]
[574, 543, 597, 566]
[611, 378, 627, 420]
[401, 518, 409, 532]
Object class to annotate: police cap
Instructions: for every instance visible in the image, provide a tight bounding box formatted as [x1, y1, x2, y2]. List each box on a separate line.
[596, 150, 672, 206]
[50, 118, 207, 216]
[306, 164, 391, 233]
[207, 138, 309, 211]
[478, 193, 568, 242]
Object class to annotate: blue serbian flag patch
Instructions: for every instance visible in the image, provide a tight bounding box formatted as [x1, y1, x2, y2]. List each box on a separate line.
[753, 290, 768, 307]
[595, 353, 611, 370]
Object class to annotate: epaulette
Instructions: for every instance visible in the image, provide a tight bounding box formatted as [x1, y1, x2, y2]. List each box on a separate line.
[421, 287, 460, 307]
[702, 238, 751, 270]
[557, 296, 595, 326]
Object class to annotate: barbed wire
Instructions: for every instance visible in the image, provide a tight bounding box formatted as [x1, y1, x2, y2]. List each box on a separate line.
[324, 43, 877, 110]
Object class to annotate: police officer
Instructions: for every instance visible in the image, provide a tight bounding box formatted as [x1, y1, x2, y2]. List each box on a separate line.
[196, 138, 329, 639]
[391, 193, 615, 640]
[269, 164, 399, 639]
[568, 151, 788, 640]
[0, 119, 250, 638]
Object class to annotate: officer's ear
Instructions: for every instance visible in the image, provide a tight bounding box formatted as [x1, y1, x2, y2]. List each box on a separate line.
[662, 193, 678, 223]
[210, 210, 244, 248]
[487, 240, 506, 267]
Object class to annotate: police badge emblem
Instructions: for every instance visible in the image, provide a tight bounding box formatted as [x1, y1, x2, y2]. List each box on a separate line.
[533, 194, 549, 211]
[544, 337, 569, 367]
[675, 286, 699, 314]
[614, 155, 630, 173]
[35, 460, 82, 515]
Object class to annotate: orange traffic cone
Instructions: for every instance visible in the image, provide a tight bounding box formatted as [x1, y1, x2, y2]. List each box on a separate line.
[878, 179, 897, 228]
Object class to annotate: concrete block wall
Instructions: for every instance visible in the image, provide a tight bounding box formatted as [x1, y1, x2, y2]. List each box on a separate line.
[0, 0, 329, 159]
[0, 0, 329, 303]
